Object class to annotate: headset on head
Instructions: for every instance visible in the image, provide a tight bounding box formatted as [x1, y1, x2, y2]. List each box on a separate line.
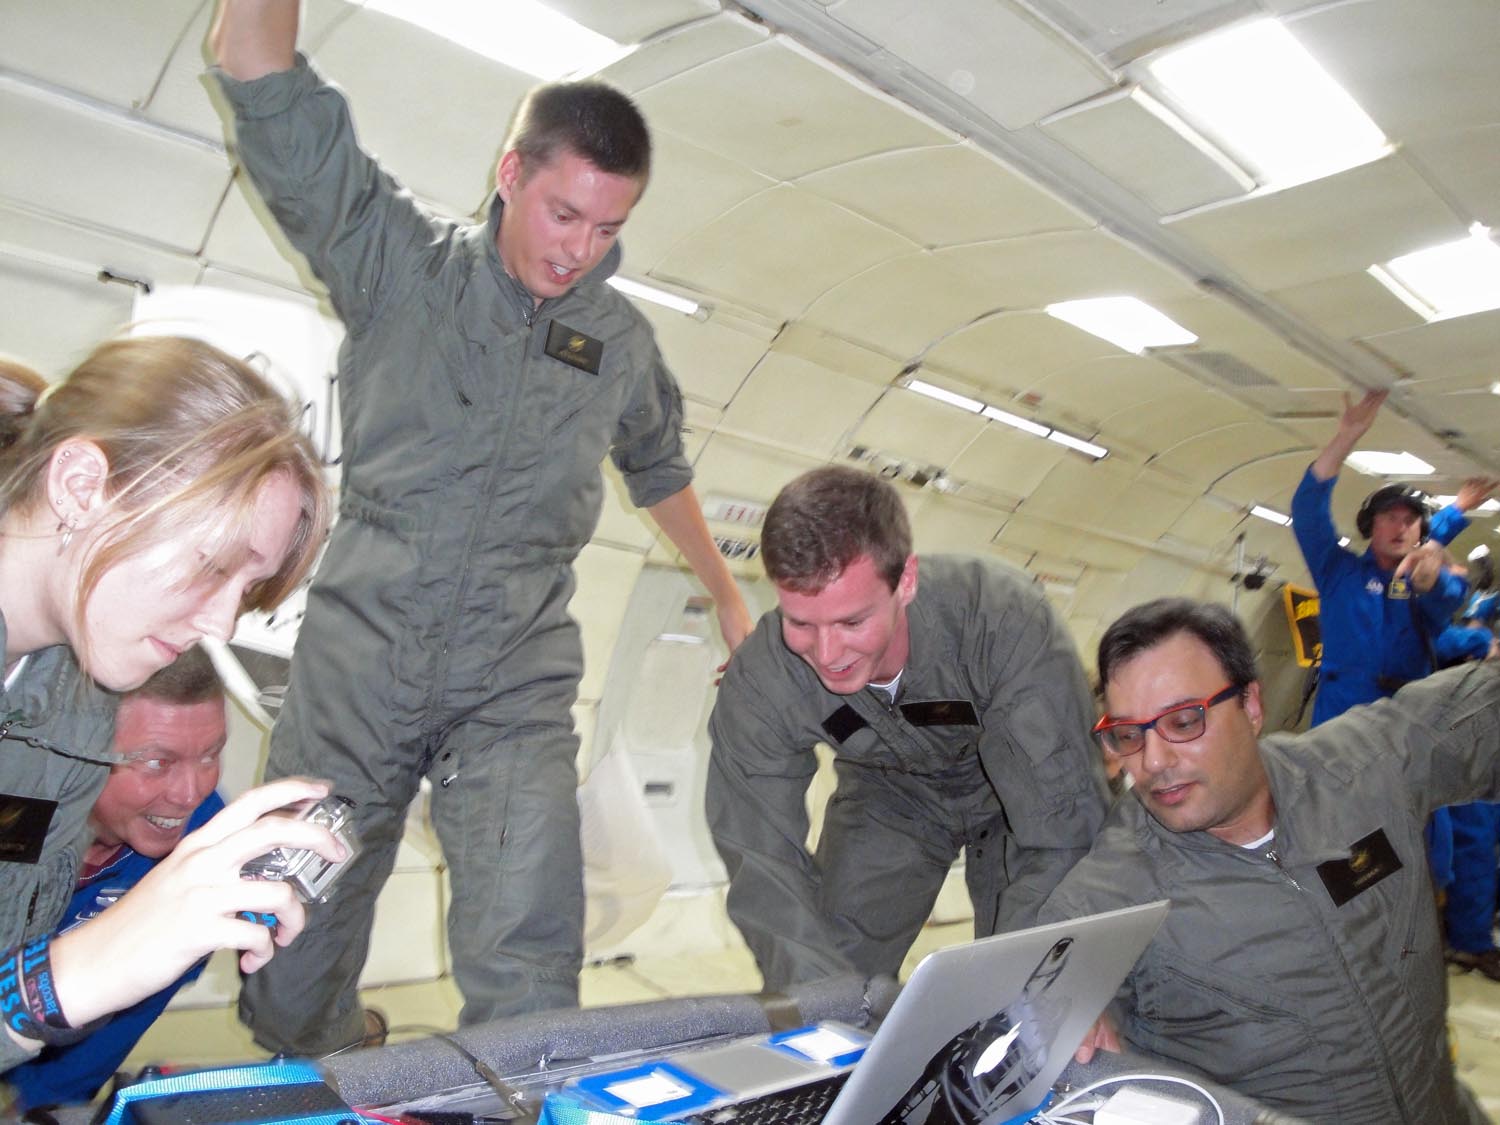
[1355, 482, 1431, 540]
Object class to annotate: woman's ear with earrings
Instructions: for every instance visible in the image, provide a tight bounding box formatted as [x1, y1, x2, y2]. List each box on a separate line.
[45, 440, 108, 555]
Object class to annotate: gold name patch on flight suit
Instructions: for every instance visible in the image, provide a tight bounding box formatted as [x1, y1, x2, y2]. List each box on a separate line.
[0, 794, 58, 865]
[544, 321, 604, 375]
[821, 699, 981, 744]
[1317, 827, 1403, 907]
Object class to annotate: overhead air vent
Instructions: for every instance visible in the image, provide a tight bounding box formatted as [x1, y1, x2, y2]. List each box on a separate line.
[1174, 350, 1278, 389]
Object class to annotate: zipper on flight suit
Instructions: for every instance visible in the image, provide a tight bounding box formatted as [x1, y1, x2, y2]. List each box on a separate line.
[1264, 848, 1302, 891]
[1261, 843, 1415, 1120]
[425, 276, 547, 724]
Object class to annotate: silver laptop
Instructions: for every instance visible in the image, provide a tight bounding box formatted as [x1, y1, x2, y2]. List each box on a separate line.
[561, 900, 1169, 1124]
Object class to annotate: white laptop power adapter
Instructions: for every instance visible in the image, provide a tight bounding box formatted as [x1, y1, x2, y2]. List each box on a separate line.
[1093, 1085, 1203, 1125]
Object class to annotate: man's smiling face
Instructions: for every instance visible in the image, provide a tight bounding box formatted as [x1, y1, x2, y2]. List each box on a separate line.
[92, 693, 225, 858]
[776, 554, 917, 695]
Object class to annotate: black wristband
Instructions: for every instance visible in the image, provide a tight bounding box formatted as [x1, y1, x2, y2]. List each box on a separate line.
[19, 935, 71, 1031]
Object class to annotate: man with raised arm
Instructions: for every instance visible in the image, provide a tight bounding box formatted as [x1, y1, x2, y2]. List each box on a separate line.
[209, 0, 752, 1054]
[1291, 388, 1493, 725]
[707, 466, 1107, 989]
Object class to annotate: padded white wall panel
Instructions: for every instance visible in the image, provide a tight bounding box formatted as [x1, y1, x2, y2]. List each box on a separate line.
[0, 83, 231, 255]
[720, 351, 885, 456]
[799, 143, 1089, 249]
[637, 38, 948, 181]
[824, 0, 1109, 129]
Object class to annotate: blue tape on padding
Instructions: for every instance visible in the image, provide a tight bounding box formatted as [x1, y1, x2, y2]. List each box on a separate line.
[565, 1059, 725, 1117]
[540, 1092, 676, 1125]
[766, 1024, 868, 1069]
[97, 1060, 348, 1125]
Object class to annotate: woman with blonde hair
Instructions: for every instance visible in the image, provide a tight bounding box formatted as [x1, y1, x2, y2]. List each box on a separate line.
[0, 336, 342, 1070]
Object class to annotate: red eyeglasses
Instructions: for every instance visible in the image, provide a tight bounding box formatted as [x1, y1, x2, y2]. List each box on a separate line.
[1091, 684, 1241, 757]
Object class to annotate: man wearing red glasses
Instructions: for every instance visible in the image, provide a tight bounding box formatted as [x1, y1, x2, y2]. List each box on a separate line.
[1042, 597, 1500, 1124]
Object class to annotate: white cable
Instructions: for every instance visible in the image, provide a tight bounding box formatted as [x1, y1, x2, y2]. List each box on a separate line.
[1037, 1072, 1225, 1125]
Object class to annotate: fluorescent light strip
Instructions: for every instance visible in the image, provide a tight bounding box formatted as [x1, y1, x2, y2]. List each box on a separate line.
[1044, 297, 1196, 354]
[1345, 450, 1435, 477]
[982, 404, 1050, 438]
[364, 0, 632, 79]
[607, 276, 700, 316]
[1251, 505, 1291, 527]
[904, 378, 1108, 459]
[1147, 18, 1388, 188]
[1046, 430, 1109, 459]
[907, 378, 983, 413]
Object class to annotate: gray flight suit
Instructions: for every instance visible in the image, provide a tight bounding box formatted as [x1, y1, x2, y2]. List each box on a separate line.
[706, 555, 1108, 991]
[214, 58, 693, 1053]
[1041, 661, 1500, 1124]
[0, 614, 116, 1072]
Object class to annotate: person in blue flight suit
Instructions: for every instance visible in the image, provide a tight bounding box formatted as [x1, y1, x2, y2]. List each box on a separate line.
[1290, 388, 1494, 726]
[1435, 569, 1500, 981]
[6, 650, 228, 1114]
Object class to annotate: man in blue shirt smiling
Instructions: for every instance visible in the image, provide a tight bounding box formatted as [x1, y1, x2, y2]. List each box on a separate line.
[6, 650, 227, 1114]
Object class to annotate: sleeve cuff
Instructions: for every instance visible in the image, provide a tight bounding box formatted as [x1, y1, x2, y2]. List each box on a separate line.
[210, 51, 320, 120]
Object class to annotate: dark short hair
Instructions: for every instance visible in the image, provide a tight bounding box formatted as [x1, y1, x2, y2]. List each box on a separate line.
[130, 646, 225, 708]
[504, 81, 651, 184]
[1097, 598, 1259, 692]
[761, 466, 911, 594]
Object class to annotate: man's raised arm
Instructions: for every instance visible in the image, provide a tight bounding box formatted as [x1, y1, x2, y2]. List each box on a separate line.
[209, 0, 298, 80]
[1311, 388, 1387, 482]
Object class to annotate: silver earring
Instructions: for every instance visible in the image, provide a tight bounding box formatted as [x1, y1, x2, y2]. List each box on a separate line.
[56, 518, 74, 555]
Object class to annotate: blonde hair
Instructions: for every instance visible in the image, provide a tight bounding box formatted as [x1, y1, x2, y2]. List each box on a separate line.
[0, 336, 330, 656]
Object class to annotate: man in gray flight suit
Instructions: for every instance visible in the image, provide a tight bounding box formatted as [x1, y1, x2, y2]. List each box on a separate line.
[707, 466, 1107, 990]
[210, 0, 752, 1054]
[1043, 597, 1499, 1123]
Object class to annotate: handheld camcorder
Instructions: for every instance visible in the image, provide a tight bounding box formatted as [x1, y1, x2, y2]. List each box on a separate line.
[241, 795, 359, 903]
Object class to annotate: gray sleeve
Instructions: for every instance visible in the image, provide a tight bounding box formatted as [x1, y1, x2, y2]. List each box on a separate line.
[609, 339, 693, 510]
[973, 580, 1109, 926]
[1371, 662, 1500, 813]
[210, 55, 442, 337]
[705, 648, 856, 990]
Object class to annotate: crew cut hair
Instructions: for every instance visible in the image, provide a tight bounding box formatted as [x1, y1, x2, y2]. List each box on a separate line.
[761, 466, 911, 594]
[504, 80, 651, 184]
[1097, 598, 1260, 694]
[131, 645, 224, 707]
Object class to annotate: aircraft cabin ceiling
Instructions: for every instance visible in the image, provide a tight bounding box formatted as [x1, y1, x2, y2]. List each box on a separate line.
[2, 0, 1498, 647]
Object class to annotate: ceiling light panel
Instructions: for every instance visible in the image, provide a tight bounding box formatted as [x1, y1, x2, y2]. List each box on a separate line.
[1146, 17, 1389, 188]
[1045, 297, 1197, 354]
[1369, 227, 1500, 321]
[364, 0, 632, 78]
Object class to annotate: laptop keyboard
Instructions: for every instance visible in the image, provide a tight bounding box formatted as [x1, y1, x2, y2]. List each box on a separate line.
[690, 1073, 849, 1124]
